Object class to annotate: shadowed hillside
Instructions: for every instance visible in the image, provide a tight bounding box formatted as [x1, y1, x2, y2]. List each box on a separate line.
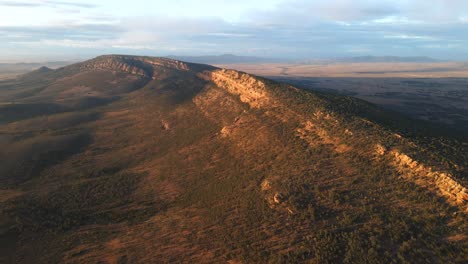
[0, 55, 466, 263]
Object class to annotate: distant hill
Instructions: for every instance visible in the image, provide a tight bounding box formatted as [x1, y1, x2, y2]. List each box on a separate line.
[17, 66, 54, 80]
[0, 61, 72, 69]
[0, 55, 466, 263]
[167, 54, 282, 64]
[0, 61, 72, 78]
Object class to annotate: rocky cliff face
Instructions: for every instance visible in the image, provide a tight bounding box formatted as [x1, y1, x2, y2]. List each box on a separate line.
[198, 69, 272, 108]
[390, 150, 467, 208]
[75, 55, 192, 79]
[198, 66, 467, 212]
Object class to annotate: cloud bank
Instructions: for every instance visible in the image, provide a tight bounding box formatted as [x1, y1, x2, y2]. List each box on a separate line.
[0, 0, 467, 61]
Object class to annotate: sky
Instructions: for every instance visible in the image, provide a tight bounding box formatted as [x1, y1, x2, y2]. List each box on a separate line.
[0, 0, 467, 62]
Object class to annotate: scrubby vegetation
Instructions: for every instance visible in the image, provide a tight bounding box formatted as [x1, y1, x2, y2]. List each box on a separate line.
[0, 56, 466, 263]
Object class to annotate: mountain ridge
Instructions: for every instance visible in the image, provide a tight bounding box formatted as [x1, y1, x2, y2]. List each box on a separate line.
[0, 54, 466, 263]
[23, 55, 468, 204]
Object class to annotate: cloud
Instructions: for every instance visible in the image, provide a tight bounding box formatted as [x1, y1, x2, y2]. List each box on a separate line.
[402, 0, 468, 22]
[245, 0, 468, 24]
[299, 0, 399, 21]
[0, 1, 37, 7]
[0, 0, 97, 8]
[2, 14, 467, 59]
[383, 34, 436, 41]
[0, 23, 122, 44]
[0, 0, 467, 60]
[46, 1, 96, 8]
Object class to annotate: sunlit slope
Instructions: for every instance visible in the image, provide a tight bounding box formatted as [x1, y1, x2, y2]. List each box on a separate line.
[0, 55, 466, 263]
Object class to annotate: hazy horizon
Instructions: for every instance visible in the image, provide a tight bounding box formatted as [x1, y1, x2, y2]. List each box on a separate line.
[0, 53, 463, 64]
[1, 0, 468, 61]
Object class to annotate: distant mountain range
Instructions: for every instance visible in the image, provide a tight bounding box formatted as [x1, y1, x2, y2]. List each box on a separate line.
[0, 61, 72, 75]
[167, 54, 284, 64]
[167, 54, 443, 65]
[0, 56, 444, 71]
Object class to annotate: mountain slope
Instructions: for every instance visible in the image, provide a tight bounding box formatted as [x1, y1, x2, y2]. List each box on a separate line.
[0, 55, 466, 263]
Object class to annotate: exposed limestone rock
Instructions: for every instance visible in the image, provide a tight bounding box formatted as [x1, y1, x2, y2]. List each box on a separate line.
[264, 191, 296, 215]
[198, 69, 271, 108]
[391, 150, 467, 210]
[197, 66, 467, 215]
[314, 111, 337, 124]
[344, 129, 354, 136]
[261, 179, 272, 191]
[295, 125, 319, 148]
[199, 69, 355, 156]
[77, 55, 191, 79]
[360, 118, 375, 126]
[220, 126, 231, 137]
[161, 120, 170, 130]
[298, 120, 351, 153]
[273, 192, 286, 204]
[260, 181, 292, 212]
[375, 144, 387, 156]
[142, 58, 189, 71]
[79, 57, 151, 78]
[286, 207, 296, 215]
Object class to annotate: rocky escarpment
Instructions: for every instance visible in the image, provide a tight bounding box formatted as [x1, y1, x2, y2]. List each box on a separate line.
[200, 69, 354, 154]
[75, 55, 191, 79]
[198, 69, 272, 108]
[199, 67, 467, 212]
[372, 143, 467, 209]
[391, 150, 467, 208]
[140, 57, 190, 72]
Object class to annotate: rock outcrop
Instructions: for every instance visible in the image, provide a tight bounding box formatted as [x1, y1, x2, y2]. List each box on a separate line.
[76, 55, 191, 79]
[198, 69, 271, 108]
[390, 150, 467, 209]
[198, 65, 467, 213]
[297, 118, 351, 154]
